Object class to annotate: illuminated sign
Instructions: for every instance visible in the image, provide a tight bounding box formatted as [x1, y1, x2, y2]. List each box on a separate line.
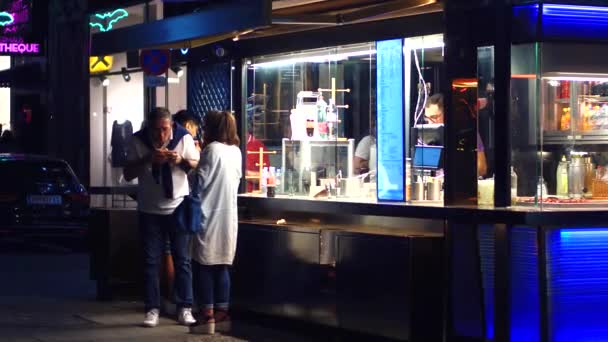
[376, 39, 404, 201]
[0, 11, 14, 26]
[89, 9, 129, 32]
[0, 42, 38, 54]
[89, 56, 113, 73]
[0, 1, 42, 55]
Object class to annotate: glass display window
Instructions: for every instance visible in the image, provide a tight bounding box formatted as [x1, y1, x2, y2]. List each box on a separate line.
[245, 43, 377, 201]
[506, 42, 608, 209]
[243, 34, 445, 205]
[404, 34, 445, 204]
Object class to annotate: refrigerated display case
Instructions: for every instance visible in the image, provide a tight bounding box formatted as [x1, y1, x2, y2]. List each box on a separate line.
[508, 42, 608, 207]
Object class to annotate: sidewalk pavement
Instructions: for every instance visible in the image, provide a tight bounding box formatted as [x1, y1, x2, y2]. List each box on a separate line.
[0, 296, 317, 342]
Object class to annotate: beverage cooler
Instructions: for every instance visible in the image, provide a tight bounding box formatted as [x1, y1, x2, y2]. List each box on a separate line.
[508, 43, 608, 207]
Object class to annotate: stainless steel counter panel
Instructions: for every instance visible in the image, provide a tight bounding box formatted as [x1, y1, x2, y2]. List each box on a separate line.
[232, 223, 336, 325]
[233, 219, 444, 339]
[239, 195, 608, 225]
[335, 231, 443, 341]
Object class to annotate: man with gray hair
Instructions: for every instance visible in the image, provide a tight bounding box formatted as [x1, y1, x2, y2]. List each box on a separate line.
[124, 107, 199, 327]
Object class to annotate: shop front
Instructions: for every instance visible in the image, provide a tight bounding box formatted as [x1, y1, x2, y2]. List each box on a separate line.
[221, 1, 608, 342]
[88, 1, 608, 341]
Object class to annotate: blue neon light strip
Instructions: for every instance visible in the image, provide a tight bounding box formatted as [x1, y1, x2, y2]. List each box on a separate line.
[541, 4, 608, 40]
[89, 9, 129, 33]
[0, 11, 14, 26]
[549, 228, 608, 342]
[376, 39, 404, 201]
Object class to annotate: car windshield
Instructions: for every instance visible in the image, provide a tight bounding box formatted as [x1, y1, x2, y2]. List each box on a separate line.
[0, 161, 76, 190]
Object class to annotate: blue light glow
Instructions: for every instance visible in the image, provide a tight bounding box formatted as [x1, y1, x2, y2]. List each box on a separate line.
[180, 48, 189, 55]
[560, 229, 608, 238]
[541, 4, 608, 40]
[549, 227, 608, 341]
[544, 4, 608, 13]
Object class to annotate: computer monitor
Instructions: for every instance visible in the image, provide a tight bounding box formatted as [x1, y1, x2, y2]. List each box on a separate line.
[413, 145, 443, 169]
[411, 124, 444, 146]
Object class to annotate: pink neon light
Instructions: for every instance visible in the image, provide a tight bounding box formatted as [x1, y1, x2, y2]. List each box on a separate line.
[0, 43, 39, 54]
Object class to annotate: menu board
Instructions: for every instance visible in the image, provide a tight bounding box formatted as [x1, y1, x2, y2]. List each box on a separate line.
[376, 39, 404, 201]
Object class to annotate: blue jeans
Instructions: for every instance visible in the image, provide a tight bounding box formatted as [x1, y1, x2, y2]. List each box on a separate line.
[139, 212, 193, 312]
[192, 262, 230, 310]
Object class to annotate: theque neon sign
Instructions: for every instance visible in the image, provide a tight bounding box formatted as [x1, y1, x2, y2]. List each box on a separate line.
[0, 42, 39, 54]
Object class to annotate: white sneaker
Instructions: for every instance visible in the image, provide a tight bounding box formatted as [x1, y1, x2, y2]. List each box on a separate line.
[178, 307, 196, 326]
[143, 309, 159, 327]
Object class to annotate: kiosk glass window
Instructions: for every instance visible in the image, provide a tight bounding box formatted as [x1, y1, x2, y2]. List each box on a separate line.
[404, 34, 445, 204]
[245, 43, 377, 201]
[492, 41, 608, 209]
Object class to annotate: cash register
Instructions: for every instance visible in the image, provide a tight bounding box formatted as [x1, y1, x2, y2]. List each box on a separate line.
[410, 124, 444, 201]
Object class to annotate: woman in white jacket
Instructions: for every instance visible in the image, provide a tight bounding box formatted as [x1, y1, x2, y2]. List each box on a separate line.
[190, 111, 242, 335]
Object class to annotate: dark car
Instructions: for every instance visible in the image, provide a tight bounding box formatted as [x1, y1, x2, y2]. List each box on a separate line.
[0, 154, 89, 236]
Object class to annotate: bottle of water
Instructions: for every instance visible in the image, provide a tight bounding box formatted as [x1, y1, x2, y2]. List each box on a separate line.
[276, 168, 282, 193]
[261, 167, 269, 196]
[511, 167, 518, 205]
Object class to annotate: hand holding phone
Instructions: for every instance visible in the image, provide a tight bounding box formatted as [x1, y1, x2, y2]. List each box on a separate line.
[152, 148, 170, 164]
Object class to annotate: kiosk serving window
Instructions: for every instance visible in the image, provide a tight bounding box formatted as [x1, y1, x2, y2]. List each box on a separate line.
[243, 34, 445, 204]
[245, 43, 377, 201]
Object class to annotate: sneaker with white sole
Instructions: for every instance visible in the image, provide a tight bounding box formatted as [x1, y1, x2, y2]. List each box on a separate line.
[178, 307, 196, 326]
[142, 309, 159, 327]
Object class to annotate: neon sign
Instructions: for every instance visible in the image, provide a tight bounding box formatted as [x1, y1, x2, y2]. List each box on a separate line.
[0, 42, 39, 54]
[0, 12, 14, 26]
[89, 9, 128, 32]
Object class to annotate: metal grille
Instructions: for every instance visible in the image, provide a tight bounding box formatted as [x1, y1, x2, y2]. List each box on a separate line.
[478, 224, 495, 340]
[187, 62, 230, 122]
[548, 228, 608, 342]
[478, 226, 541, 342]
[510, 227, 540, 342]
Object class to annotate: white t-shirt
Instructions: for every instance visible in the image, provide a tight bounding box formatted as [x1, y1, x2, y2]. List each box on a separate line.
[126, 133, 200, 215]
[355, 135, 377, 172]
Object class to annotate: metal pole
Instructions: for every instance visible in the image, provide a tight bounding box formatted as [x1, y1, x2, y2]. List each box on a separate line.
[493, 0, 512, 207]
[494, 224, 511, 342]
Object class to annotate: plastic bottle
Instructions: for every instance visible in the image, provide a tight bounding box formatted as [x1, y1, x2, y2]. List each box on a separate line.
[316, 97, 327, 139]
[267, 167, 276, 197]
[335, 170, 343, 197]
[536, 176, 548, 199]
[326, 99, 337, 139]
[275, 168, 282, 193]
[261, 167, 269, 196]
[511, 167, 518, 205]
[556, 155, 569, 197]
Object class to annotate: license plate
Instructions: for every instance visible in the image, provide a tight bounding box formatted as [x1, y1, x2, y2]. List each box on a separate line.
[26, 195, 62, 205]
